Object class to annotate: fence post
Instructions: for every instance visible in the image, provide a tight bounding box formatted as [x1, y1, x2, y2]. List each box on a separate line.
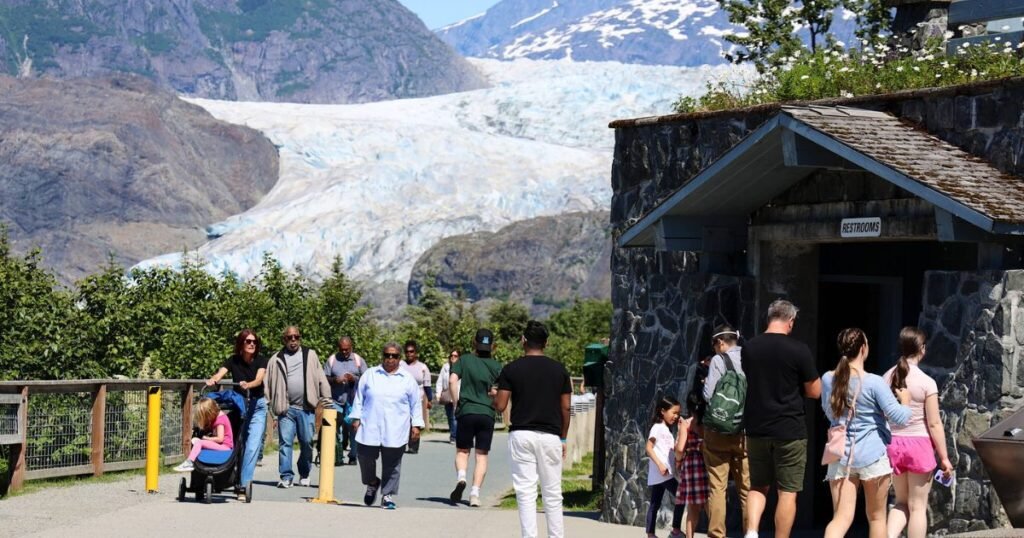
[91, 384, 106, 477]
[180, 386, 193, 457]
[9, 386, 28, 492]
[145, 386, 161, 493]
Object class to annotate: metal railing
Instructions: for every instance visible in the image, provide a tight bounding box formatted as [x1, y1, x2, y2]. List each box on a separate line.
[0, 380, 202, 491]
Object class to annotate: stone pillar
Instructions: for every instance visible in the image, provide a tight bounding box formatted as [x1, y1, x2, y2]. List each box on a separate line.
[918, 270, 1024, 532]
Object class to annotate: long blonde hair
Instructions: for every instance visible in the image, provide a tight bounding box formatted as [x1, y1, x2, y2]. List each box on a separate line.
[193, 398, 220, 431]
[830, 328, 867, 419]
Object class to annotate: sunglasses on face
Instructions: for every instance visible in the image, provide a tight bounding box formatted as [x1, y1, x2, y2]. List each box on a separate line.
[383, 352, 400, 359]
[285, 334, 301, 341]
[244, 338, 257, 344]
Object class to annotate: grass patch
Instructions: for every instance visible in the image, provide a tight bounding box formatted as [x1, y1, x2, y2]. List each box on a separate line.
[498, 452, 600, 512]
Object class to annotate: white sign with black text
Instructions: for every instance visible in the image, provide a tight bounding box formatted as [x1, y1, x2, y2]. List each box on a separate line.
[840, 217, 882, 238]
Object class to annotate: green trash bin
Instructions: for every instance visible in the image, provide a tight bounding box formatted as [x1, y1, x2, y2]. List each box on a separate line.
[582, 343, 609, 388]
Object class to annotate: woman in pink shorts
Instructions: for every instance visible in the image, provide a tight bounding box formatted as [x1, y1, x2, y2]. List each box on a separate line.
[883, 327, 953, 538]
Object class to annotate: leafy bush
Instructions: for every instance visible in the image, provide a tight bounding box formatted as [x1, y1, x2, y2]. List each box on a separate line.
[675, 38, 1024, 114]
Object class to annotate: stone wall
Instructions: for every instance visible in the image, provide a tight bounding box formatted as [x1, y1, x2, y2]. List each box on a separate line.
[919, 271, 1024, 533]
[606, 80, 1024, 527]
[603, 246, 754, 523]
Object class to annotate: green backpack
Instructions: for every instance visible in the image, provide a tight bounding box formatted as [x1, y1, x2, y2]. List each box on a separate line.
[704, 353, 747, 434]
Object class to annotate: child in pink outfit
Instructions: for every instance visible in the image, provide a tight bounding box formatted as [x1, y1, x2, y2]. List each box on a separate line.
[175, 398, 234, 472]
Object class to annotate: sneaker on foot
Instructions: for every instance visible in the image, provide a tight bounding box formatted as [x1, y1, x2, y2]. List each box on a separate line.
[299, 477, 311, 487]
[277, 478, 293, 489]
[381, 494, 396, 510]
[173, 460, 194, 472]
[469, 494, 480, 507]
[450, 480, 467, 503]
[669, 531, 684, 537]
[364, 479, 380, 506]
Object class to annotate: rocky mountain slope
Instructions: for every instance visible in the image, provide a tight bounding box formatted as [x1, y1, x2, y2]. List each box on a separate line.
[408, 211, 611, 317]
[0, 0, 484, 104]
[0, 74, 279, 282]
[437, 0, 855, 66]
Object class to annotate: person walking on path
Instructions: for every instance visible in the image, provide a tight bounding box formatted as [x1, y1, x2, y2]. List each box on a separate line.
[821, 328, 911, 538]
[401, 340, 432, 454]
[324, 335, 367, 465]
[436, 348, 460, 444]
[701, 324, 751, 538]
[349, 342, 425, 510]
[449, 329, 503, 507]
[741, 300, 821, 538]
[204, 329, 268, 499]
[494, 320, 572, 538]
[265, 326, 331, 489]
[883, 327, 953, 538]
[645, 396, 685, 538]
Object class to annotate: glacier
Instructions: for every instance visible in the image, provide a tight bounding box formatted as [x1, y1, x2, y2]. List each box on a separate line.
[137, 58, 741, 285]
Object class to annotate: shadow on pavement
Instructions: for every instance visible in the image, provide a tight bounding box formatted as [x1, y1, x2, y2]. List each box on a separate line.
[415, 495, 465, 507]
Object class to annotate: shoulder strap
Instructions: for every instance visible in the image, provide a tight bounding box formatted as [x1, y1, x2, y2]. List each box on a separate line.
[302, 347, 309, 410]
[719, 353, 735, 373]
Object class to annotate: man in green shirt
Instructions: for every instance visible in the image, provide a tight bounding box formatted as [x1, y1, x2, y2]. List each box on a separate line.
[449, 328, 502, 507]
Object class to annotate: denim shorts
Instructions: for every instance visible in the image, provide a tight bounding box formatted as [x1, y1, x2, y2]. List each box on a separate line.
[825, 454, 892, 481]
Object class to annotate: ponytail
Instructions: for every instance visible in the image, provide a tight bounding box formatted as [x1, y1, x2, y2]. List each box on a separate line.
[891, 326, 926, 396]
[831, 328, 867, 418]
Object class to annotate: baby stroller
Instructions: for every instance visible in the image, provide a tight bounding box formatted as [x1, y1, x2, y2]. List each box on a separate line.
[177, 388, 253, 504]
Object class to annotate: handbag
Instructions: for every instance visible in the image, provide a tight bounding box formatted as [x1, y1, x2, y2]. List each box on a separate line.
[821, 371, 863, 467]
[439, 388, 453, 404]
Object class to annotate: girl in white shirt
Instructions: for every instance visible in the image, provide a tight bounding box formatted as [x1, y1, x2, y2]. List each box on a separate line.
[645, 395, 685, 538]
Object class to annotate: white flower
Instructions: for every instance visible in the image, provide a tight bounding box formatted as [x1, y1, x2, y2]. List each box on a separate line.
[875, 83, 882, 89]
[1018, 41, 1024, 49]
[840, 90, 853, 98]
[861, 39, 869, 46]
[944, 31, 955, 39]
[936, 73, 942, 78]
[995, 37, 1002, 42]
[800, 75, 810, 80]
[913, 66, 921, 72]
[962, 42, 971, 49]
[896, 66, 905, 72]
[971, 68, 978, 77]
[942, 61, 950, 68]
[925, 54, 935, 61]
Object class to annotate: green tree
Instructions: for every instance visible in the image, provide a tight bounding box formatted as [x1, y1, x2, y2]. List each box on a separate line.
[401, 280, 479, 371]
[719, 0, 803, 72]
[543, 299, 612, 376]
[487, 300, 529, 342]
[842, 0, 891, 42]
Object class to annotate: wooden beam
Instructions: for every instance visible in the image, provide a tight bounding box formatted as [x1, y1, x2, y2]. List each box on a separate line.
[781, 129, 860, 170]
[978, 243, 1005, 269]
[9, 387, 28, 492]
[949, 0, 1024, 26]
[935, 208, 993, 242]
[655, 216, 748, 253]
[752, 215, 937, 242]
[91, 385, 106, 477]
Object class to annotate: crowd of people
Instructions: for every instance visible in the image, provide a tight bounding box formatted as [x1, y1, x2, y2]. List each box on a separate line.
[645, 299, 953, 538]
[181, 320, 572, 538]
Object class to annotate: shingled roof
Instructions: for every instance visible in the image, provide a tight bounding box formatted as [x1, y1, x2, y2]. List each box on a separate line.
[783, 105, 1024, 224]
[619, 105, 1024, 248]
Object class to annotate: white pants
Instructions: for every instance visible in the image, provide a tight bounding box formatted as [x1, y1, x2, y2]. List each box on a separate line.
[509, 430, 564, 538]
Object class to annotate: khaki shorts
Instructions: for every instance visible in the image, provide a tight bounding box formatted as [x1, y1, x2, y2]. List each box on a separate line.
[747, 437, 807, 492]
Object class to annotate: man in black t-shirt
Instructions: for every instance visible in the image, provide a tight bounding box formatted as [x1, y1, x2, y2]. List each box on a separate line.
[494, 320, 571, 538]
[741, 300, 821, 538]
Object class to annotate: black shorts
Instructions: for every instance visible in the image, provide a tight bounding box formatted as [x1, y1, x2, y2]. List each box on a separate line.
[455, 414, 495, 451]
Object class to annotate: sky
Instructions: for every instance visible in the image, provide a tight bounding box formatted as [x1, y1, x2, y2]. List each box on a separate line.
[398, 0, 502, 29]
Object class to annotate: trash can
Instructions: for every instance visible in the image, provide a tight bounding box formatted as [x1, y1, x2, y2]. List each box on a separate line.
[582, 343, 609, 388]
[972, 407, 1024, 527]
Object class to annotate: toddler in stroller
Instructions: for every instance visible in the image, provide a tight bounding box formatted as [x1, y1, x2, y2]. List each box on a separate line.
[176, 390, 252, 503]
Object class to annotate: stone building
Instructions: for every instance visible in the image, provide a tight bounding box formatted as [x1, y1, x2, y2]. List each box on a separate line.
[604, 78, 1024, 533]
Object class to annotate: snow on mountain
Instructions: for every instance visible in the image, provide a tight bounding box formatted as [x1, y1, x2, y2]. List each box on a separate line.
[438, 0, 855, 66]
[136, 58, 742, 285]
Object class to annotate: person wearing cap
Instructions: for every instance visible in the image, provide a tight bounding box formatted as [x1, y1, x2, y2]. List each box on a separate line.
[701, 324, 751, 538]
[448, 328, 503, 507]
[400, 339, 431, 454]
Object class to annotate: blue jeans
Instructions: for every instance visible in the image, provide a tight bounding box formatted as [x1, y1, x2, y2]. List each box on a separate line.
[277, 407, 314, 482]
[334, 402, 358, 460]
[444, 402, 457, 441]
[240, 396, 267, 486]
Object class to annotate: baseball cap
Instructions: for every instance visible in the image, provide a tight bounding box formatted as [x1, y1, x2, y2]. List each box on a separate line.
[474, 328, 494, 352]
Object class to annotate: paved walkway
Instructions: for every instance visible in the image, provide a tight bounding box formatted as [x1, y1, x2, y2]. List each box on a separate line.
[0, 431, 645, 537]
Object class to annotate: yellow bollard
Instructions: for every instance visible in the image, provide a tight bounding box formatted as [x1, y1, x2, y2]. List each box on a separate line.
[145, 386, 161, 493]
[309, 407, 341, 504]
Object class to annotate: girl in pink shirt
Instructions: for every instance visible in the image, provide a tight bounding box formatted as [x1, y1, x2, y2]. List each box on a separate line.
[174, 398, 234, 472]
[883, 327, 953, 538]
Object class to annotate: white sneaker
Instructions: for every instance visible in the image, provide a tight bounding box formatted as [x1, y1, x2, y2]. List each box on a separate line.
[173, 460, 194, 472]
[469, 494, 480, 507]
[277, 479, 293, 488]
[299, 477, 311, 487]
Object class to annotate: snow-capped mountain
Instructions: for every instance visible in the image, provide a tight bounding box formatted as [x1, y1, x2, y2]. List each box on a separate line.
[437, 0, 856, 66]
[136, 58, 741, 286]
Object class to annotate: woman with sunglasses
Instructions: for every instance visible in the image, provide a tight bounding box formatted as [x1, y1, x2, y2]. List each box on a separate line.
[348, 342, 425, 510]
[436, 348, 461, 444]
[205, 329, 268, 500]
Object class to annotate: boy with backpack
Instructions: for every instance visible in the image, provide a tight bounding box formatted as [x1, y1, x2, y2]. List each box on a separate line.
[701, 325, 751, 538]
